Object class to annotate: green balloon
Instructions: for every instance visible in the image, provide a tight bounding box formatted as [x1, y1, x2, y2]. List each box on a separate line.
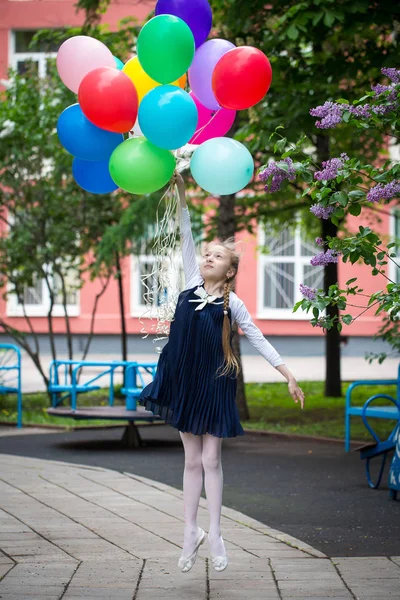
[109, 137, 176, 195]
[137, 15, 195, 84]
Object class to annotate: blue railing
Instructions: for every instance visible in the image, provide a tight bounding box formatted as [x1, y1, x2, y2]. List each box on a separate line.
[0, 344, 22, 428]
[48, 359, 158, 410]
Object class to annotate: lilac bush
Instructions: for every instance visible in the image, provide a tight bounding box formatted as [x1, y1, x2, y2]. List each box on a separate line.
[259, 67, 400, 359]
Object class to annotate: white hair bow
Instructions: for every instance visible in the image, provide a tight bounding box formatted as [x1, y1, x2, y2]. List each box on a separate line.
[188, 286, 224, 311]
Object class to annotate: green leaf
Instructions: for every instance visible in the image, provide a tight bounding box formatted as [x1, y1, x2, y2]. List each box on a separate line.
[348, 203, 362, 216]
[331, 191, 347, 206]
[286, 24, 299, 40]
[348, 190, 366, 199]
[333, 206, 345, 219]
[346, 277, 357, 285]
[342, 110, 351, 123]
[323, 11, 335, 27]
[274, 137, 287, 154]
[342, 314, 353, 325]
[301, 170, 313, 183]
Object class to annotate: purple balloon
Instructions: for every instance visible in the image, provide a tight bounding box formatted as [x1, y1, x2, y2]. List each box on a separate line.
[155, 0, 212, 48]
[188, 39, 236, 111]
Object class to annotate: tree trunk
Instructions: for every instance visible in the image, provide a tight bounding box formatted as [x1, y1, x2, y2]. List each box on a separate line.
[116, 252, 127, 388]
[217, 193, 250, 421]
[316, 135, 342, 397]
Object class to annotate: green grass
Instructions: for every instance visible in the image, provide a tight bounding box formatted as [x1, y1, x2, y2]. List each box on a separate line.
[0, 381, 398, 442]
[243, 381, 398, 441]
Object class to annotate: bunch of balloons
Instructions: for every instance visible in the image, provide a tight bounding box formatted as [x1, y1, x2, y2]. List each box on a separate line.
[56, 0, 272, 196]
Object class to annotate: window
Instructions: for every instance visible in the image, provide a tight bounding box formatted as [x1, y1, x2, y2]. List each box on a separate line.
[6, 265, 80, 318]
[4, 211, 80, 317]
[131, 210, 204, 317]
[9, 30, 58, 77]
[390, 208, 400, 285]
[257, 223, 324, 319]
[131, 253, 185, 316]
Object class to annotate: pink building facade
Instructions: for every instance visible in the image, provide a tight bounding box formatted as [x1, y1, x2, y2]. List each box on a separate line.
[0, 0, 399, 355]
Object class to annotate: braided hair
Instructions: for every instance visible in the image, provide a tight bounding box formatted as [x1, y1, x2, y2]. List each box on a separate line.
[214, 237, 241, 379]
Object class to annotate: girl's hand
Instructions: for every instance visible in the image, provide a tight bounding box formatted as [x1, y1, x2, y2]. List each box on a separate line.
[172, 170, 186, 206]
[288, 379, 305, 409]
[171, 170, 184, 189]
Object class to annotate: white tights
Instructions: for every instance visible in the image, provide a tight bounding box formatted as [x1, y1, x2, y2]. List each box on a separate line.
[179, 431, 226, 558]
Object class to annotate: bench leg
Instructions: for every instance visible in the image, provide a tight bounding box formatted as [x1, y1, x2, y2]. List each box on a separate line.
[121, 422, 143, 449]
[345, 412, 351, 453]
[389, 489, 398, 501]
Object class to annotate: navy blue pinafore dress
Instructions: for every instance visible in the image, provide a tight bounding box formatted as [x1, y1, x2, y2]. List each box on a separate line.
[138, 284, 245, 438]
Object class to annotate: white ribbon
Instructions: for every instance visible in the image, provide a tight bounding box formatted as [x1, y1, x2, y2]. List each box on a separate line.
[188, 286, 224, 311]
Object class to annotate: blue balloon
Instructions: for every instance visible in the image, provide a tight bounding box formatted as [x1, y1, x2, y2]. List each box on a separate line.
[72, 158, 119, 194]
[190, 137, 254, 195]
[114, 55, 124, 70]
[57, 104, 123, 161]
[138, 85, 198, 150]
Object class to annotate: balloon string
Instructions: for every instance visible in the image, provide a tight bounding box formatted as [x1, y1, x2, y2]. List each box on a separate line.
[138, 182, 182, 351]
[191, 109, 221, 144]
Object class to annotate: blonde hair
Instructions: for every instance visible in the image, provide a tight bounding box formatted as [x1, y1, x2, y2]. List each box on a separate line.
[209, 236, 243, 379]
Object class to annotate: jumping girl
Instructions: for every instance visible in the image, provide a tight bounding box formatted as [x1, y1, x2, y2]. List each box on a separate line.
[139, 171, 305, 573]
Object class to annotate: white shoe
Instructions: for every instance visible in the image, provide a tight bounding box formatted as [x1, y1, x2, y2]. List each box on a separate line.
[208, 533, 228, 572]
[178, 527, 206, 573]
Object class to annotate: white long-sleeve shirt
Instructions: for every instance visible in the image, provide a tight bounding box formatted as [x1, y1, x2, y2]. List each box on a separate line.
[179, 205, 285, 368]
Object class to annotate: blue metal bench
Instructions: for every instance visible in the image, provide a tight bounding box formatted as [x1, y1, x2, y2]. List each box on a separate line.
[345, 363, 400, 452]
[0, 344, 22, 428]
[389, 422, 400, 500]
[47, 359, 161, 447]
[357, 393, 400, 489]
[121, 362, 158, 410]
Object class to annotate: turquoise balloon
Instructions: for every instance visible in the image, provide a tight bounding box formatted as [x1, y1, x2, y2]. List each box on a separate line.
[114, 56, 124, 70]
[139, 85, 198, 150]
[190, 137, 254, 195]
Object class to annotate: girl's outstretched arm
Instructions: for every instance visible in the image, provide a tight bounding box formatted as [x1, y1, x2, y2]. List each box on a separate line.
[232, 297, 305, 409]
[172, 172, 203, 290]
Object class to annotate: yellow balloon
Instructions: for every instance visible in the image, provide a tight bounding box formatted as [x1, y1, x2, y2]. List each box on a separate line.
[122, 56, 186, 103]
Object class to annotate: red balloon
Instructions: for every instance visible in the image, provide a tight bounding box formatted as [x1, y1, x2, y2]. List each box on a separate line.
[78, 67, 138, 133]
[212, 47, 272, 111]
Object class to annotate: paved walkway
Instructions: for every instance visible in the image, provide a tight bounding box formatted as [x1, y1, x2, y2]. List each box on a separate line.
[0, 454, 399, 599]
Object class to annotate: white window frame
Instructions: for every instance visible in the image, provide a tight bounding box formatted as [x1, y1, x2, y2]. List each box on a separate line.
[9, 30, 57, 77]
[388, 142, 400, 285]
[256, 222, 324, 320]
[389, 207, 400, 285]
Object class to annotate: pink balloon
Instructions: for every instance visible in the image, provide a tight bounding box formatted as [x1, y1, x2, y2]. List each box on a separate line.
[189, 92, 236, 144]
[57, 36, 115, 93]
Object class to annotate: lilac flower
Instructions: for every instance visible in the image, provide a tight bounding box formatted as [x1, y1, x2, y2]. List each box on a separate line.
[310, 249, 340, 266]
[299, 283, 317, 301]
[259, 158, 296, 193]
[372, 104, 397, 116]
[315, 237, 324, 247]
[348, 104, 372, 119]
[367, 180, 400, 203]
[314, 154, 349, 181]
[309, 101, 345, 129]
[371, 82, 398, 115]
[381, 68, 400, 84]
[310, 204, 334, 219]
